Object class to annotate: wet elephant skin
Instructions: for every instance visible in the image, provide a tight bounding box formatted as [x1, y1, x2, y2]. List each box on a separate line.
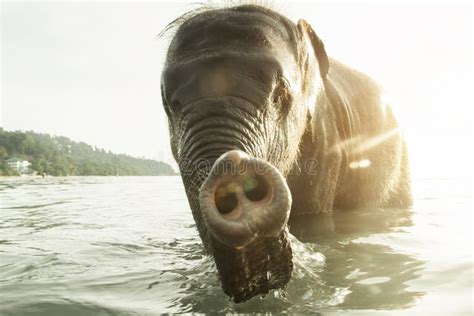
[160, 4, 412, 302]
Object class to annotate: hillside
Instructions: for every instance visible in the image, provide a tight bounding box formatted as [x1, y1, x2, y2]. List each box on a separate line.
[0, 129, 176, 176]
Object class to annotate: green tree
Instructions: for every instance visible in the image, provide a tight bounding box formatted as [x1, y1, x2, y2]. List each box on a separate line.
[0, 129, 176, 176]
[0, 146, 7, 159]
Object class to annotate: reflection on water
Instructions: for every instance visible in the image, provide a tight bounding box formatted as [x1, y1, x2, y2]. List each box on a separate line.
[0, 176, 472, 314]
[291, 208, 425, 310]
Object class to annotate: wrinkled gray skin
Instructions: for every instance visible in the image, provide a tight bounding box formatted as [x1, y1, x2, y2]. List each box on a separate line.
[161, 5, 412, 303]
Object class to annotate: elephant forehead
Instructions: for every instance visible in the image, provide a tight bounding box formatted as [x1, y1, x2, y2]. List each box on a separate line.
[169, 8, 298, 61]
[163, 56, 300, 107]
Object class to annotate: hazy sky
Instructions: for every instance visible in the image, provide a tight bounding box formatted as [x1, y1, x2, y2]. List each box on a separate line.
[1, 1, 472, 173]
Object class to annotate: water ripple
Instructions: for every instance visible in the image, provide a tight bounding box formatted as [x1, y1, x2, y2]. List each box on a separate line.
[0, 176, 471, 314]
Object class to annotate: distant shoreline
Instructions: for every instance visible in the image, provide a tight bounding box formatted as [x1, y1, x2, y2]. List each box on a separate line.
[1, 129, 177, 176]
[0, 174, 180, 178]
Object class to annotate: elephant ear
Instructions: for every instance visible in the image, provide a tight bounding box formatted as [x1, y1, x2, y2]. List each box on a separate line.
[297, 19, 329, 80]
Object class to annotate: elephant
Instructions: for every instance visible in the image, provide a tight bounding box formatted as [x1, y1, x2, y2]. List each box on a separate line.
[160, 4, 412, 303]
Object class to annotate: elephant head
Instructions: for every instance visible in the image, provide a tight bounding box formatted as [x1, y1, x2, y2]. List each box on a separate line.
[161, 4, 329, 302]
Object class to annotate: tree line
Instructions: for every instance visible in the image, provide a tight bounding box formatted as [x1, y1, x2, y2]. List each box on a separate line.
[0, 129, 176, 176]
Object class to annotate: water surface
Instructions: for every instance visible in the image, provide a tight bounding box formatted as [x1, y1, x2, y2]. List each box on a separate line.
[0, 176, 472, 314]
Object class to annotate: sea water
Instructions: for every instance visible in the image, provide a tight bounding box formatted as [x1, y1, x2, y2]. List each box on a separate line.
[0, 175, 472, 314]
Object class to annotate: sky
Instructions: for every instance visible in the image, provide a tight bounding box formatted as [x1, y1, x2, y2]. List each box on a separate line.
[1, 1, 473, 175]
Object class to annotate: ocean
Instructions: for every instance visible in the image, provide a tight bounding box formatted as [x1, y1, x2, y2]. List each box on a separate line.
[0, 175, 472, 314]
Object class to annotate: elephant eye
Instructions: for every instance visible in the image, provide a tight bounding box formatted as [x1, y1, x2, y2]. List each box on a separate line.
[272, 78, 293, 116]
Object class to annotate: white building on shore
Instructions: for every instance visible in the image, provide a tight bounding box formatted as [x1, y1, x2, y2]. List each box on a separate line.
[6, 158, 31, 174]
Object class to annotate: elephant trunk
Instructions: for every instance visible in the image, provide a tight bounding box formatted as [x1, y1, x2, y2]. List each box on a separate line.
[199, 150, 291, 248]
[198, 150, 293, 302]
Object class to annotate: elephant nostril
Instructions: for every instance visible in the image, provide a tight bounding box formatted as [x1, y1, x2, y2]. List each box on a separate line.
[214, 174, 269, 214]
[244, 175, 269, 202]
[215, 189, 238, 214]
